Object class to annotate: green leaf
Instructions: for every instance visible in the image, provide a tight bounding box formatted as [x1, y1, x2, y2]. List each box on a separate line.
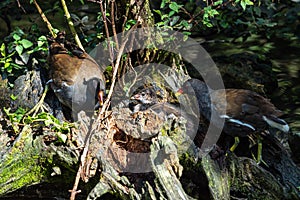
[160, 0, 167, 9]
[37, 36, 47, 47]
[214, 0, 223, 6]
[153, 10, 162, 17]
[15, 27, 25, 36]
[169, 2, 181, 13]
[170, 16, 180, 26]
[37, 41, 44, 47]
[210, 9, 219, 16]
[10, 94, 18, 101]
[161, 14, 169, 21]
[168, 10, 175, 17]
[106, 65, 113, 72]
[10, 63, 23, 70]
[253, 7, 261, 16]
[13, 34, 21, 41]
[182, 31, 191, 36]
[56, 132, 68, 143]
[240, 0, 253, 11]
[38, 35, 47, 41]
[183, 32, 191, 41]
[125, 19, 137, 30]
[20, 39, 33, 49]
[4, 63, 12, 73]
[180, 20, 189, 29]
[0, 43, 5, 56]
[15, 45, 23, 55]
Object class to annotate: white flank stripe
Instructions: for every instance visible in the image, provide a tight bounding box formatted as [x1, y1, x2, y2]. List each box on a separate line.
[220, 114, 230, 119]
[228, 118, 256, 130]
[219, 114, 255, 130]
[263, 116, 290, 133]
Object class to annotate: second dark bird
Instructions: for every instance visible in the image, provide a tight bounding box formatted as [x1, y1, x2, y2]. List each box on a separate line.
[178, 79, 289, 134]
[177, 79, 289, 159]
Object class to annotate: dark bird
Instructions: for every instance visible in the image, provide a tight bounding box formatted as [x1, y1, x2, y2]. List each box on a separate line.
[178, 79, 289, 133]
[177, 79, 289, 161]
[129, 85, 165, 112]
[129, 85, 200, 140]
[47, 32, 105, 115]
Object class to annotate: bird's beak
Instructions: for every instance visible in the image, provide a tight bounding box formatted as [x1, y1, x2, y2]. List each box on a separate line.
[130, 94, 139, 101]
[98, 90, 105, 106]
[175, 88, 184, 97]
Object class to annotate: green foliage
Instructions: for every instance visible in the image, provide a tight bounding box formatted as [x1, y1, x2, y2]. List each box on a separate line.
[27, 35, 48, 54]
[0, 27, 48, 79]
[3, 107, 74, 142]
[154, 0, 192, 35]
[3, 107, 27, 133]
[238, 0, 254, 11]
[0, 43, 21, 74]
[125, 19, 137, 31]
[203, 6, 219, 28]
[154, 0, 299, 46]
[4, 107, 27, 124]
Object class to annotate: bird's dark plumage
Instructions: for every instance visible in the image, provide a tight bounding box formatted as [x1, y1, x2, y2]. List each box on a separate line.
[130, 86, 164, 112]
[47, 32, 105, 114]
[180, 79, 289, 136]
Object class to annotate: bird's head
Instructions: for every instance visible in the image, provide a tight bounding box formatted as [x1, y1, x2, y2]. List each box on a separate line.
[47, 31, 68, 55]
[175, 79, 209, 97]
[131, 88, 156, 104]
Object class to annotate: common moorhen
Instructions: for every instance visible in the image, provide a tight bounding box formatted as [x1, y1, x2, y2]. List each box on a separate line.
[130, 86, 165, 112]
[179, 79, 289, 133]
[177, 79, 289, 161]
[129, 85, 199, 140]
[47, 32, 106, 115]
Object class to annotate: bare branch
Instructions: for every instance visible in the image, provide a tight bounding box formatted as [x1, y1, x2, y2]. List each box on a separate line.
[60, 0, 84, 50]
[33, 0, 56, 37]
[111, 0, 119, 50]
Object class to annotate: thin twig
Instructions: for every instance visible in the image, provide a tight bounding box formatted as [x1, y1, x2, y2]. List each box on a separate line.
[33, 0, 56, 37]
[99, 19, 140, 115]
[23, 84, 49, 122]
[69, 117, 94, 200]
[60, 0, 84, 50]
[99, 0, 115, 70]
[88, 0, 116, 71]
[17, 0, 26, 13]
[111, 0, 119, 50]
[100, 33, 129, 115]
[121, 2, 131, 34]
[125, 57, 138, 97]
[69, 111, 111, 200]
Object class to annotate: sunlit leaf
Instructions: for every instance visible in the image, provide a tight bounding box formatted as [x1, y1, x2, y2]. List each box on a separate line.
[168, 10, 175, 17]
[4, 63, 12, 73]
[13, 34, 21, 41]
[15, 45, 23, 55]
[20, 39, 33, 49]
[56, 132, 68, 143]
[214, 0, 223, 6]
[169, 2, 181, 13]
[160, 0, 167, 9]
[10, 94, 18, 101]
[153, 10, 162, 17]
[0, 43, 5, 56]
[240, 0, 253, 10]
